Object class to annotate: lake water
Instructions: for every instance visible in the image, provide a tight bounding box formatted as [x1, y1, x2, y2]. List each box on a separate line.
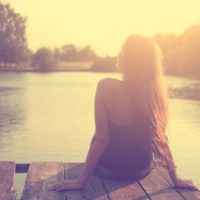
[0, 72, 200, 195]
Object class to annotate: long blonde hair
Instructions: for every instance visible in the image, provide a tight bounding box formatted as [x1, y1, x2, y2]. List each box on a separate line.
[119, 34, 173, 169]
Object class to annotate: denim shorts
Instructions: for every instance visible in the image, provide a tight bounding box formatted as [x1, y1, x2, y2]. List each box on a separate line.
[95, 162, 153, 180]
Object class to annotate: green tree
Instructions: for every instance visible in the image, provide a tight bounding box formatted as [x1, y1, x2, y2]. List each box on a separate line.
[0, 2, 29, 63]
[180, 24, 200, 77]
[154, 33, 182, 75]
[77, 45, 97, 60]
[60, 44, 78, 61]
[91, 56, 116, 72]
[32, 47, 56, 71]
[154, 25, 200, 78]
[53, 47, 61, 63]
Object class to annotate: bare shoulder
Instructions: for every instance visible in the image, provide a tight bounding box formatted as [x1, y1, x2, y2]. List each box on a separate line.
[97, 78, 122, 91]
[96, 78, 123, 105]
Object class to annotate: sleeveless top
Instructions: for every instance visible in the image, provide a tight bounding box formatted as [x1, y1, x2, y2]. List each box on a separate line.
[97, 122, 154, 178]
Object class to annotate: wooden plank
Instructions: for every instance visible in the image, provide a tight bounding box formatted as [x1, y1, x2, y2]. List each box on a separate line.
[21, 162, 65, 200]
[156, 167, 200, 200]
[102, 176, 150, 200]
[0, 161, 16, 200]
[16, 163, 29, 173]
[139, 168, 183, 200]
[64, 163, 109, 200]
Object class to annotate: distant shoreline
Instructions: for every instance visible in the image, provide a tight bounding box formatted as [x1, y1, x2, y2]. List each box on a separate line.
[0, 71, 200, 101]
[0, 64, 200, 80]
[0, 61, 114, 73]
[0, 68, 91, 73]
[0, 68, 199, 79]
[0, 68, 118, 73]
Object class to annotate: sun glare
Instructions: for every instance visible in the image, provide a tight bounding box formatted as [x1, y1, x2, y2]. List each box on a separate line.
[5, 0, 200, 55]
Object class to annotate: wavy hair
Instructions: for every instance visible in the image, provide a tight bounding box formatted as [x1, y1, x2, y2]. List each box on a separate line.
[118, 34, 174, 169]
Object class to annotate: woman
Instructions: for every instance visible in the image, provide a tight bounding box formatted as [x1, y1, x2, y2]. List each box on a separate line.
[49, 34, 198, 191]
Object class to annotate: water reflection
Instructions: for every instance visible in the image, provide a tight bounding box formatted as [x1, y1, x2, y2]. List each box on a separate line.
[0, 72, 199, 187]
[0, 86, 26, 152]
[168, 99, 200, 186]
[169, 85, 200, 100]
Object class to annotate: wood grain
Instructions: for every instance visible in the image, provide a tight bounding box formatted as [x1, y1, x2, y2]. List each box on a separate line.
[2, 161, 198, 200]
[65, 163, 109, 200]
[156, 167, 200, 200]
[139, 168, 183, 200]
[0, 161, 16, 200]
[102, 176, 149, 200]
[21, 162, 65, 200]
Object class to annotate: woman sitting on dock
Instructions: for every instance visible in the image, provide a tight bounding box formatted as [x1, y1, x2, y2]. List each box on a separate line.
[50, 34, 198, 191]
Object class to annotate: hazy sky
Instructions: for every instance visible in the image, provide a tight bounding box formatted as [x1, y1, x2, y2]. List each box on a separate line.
[5, 0, 200, 55]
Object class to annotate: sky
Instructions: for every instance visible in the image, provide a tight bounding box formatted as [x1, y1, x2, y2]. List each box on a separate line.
[4, 0, 200, 56]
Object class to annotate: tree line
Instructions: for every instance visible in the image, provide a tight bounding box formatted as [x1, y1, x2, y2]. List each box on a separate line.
[0, 2, 200, 77]
[154, 25, 200, 78]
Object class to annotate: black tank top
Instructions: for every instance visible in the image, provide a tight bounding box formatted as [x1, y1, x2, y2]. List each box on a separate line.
[98, 122, 154, 174]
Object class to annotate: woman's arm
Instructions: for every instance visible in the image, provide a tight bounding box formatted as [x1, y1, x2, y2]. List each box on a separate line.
[49, 79, 110, 191]
[165, 142, 199, 190]
[78, 80, 110, 185]
[77, 132, 109, 185]
[49, 135, 108, 191]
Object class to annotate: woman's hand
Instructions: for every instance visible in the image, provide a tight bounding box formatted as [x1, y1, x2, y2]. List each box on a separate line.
[48, 179, 83, 191]
[173, 178, 199, 191]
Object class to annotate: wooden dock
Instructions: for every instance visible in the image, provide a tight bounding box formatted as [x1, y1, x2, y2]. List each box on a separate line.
[1, 161, 200, 200]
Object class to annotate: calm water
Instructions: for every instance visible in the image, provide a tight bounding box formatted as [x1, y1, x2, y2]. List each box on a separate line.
[0, 72, 200, 193]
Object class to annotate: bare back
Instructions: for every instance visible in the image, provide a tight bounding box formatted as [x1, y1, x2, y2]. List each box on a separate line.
[97, 78, 154, 177]
[101, 78, 135, 127]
